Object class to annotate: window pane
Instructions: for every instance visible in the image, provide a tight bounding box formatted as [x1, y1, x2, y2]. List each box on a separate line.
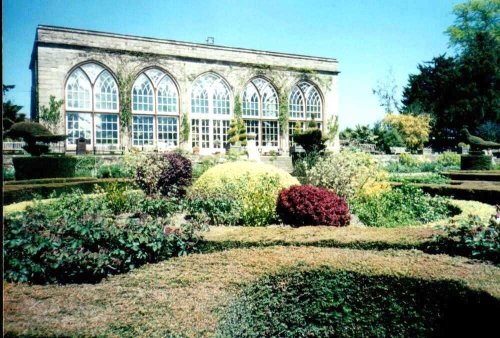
[66, 68, 91, 110]
[132, 74, 154, 112]
[213, 119, 230, 149]
[157, 75, 178, 113]
[158, 116, 178, 147]
[262, 121, 279, 147]
[95, 114, 118, 144]
[132, 115, 154, 145]
[245, 119, 260, 146]
[95, 71, 118, 111]
[66, 112, 92, 144]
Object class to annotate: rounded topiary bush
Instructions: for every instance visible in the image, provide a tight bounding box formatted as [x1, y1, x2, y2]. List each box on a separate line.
[135, 151, 192, 196]
[189, 161, 299, 225]
[218, 269, 499, 338]
[277, 185, 350, 226]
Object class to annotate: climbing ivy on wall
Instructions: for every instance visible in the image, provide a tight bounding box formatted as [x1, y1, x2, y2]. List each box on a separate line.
[234, 94, 242, 118]
[180, 113, 190, 144]
[278, 90, 289, 134]
[326, 115, 339, 140]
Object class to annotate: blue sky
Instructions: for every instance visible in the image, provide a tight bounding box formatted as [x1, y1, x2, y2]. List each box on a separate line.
[3, 0, 459, 128]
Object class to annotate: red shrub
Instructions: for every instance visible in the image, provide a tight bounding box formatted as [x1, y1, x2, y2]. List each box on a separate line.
[276, 185, 350, 226]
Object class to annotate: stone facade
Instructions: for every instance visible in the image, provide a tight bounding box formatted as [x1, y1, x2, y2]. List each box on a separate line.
[31, 25, 339, 154]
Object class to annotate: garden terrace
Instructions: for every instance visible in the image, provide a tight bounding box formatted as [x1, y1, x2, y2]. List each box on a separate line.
[4, 247, 499, 337]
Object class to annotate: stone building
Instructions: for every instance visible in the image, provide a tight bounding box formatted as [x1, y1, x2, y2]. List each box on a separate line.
[30, 25, 339, 155]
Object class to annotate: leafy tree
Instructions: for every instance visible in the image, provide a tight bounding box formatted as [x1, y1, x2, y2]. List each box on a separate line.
[476, 121, 500, 141]
[39, 95, 64, 132]
[3, 85, 25, 130]
[373, 122, 405, 153]
[401, 0, 500, 148]
[340, 124, 378, 145]
[446, 0, 500, 50]
[382, 113, 431, 150]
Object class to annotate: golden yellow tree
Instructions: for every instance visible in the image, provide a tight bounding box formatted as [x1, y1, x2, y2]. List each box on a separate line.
[383, 113, 431, 150]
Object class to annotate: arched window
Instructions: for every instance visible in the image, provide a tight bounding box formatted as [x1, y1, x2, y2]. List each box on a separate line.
[288, 81, 323, 146]
[131, 68, 179, 148]
[241, 77, 279, 148]
[65, 62, 119, 149]
[190, 73, 232, 150]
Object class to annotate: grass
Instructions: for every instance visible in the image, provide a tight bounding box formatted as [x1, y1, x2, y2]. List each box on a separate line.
[4, 246, 500, 338]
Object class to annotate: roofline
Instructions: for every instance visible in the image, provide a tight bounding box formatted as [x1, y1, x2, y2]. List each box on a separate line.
[36, 25, 338, 64]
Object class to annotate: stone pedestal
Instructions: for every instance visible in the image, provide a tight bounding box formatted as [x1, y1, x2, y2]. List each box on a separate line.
[246, 133, 260, 162]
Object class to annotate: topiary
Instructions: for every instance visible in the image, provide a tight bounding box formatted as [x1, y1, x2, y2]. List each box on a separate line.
[4, 121, 66, 156]
[276, 185, 350, 226]
[135, 151, 192, 196]
[293, 128, 327, 153]
[189, 161, 299, 225]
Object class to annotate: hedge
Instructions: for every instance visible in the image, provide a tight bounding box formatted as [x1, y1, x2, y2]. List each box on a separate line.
[12, 156, 77, 180]
[442, 170, 500, 181]
[391, 181, 500, 205]
[3, 178, 134, 205]
[218, 268, 499, 337]
[5, 177, 97, 185]
[4, 247, 499, 337]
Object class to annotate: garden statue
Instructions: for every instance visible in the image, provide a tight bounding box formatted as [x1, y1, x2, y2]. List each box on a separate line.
[459, 128, 498, 170]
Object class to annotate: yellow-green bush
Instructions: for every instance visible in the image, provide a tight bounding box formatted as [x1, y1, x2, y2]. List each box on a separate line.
[190, 161, 299, 225]
[306, 151, 390, 200]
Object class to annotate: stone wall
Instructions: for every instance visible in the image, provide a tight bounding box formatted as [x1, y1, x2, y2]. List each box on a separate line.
[33, 26, 339, 152]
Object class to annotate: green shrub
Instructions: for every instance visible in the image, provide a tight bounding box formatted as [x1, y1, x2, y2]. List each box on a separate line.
[398, 153, 419, 166]
[218, 268, 499, 337]
[3, 191, 205, 284]
[427, 215, 499, 264]
[3, 166, 15, 181]
[291, 150, 321, 180]
[4, 121, 66, 156]
[436, 151, 460, 167]
[351, 185, 456, 227]
[407, 182, 500, 205]
[461, 153, 493, 170]
[389, 173, 450, 184]
[192, 156, 219, 180]
[3, 178, 133, 204]
[187, 198, 243, 225]
[305, 151, 390, 200]
[75, 156, 104, 177]
[293, 128, 327, 153]
[97, 162, 132, 178]
[190, 161, 299, 225]
[13, 156, 77, 180]
[5, 177, 96, 185]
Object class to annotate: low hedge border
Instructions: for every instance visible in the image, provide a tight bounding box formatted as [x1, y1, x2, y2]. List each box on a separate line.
[442, 170, 500, 181]
[3, 178, 134, 205]
[391, 181, 500, 205]
[5, 177, 97, 185]
[4, 247, 499, 337]
[200, 200, 494, 258]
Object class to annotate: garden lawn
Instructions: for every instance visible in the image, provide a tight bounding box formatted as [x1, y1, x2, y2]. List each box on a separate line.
[4, 247, 500, 338]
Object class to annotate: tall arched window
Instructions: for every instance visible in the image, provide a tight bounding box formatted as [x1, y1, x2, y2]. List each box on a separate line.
[131, 68, 179, 148]
[288, 81, 323, 146]
[242, 77, 279, 148]
[190, 73, 231, 150]
[65, 62, 119, 149]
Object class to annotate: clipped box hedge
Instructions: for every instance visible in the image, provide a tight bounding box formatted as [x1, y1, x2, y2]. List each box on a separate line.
[13, 156, 78, 180]
[5, 177, 97, 185]
[391, 181, 500, 205]
[442, 170, 500, 181]
[3, 178, 134, 205]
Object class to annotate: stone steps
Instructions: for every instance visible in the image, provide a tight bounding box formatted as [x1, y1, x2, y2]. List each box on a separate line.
[260, 156, 293, 173]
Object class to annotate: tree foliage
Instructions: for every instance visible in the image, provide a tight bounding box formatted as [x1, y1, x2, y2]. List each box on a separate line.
[382, 114, 431, 150]
[39, 95, 64, 132]
[446, 0, 500, 50]
[3, 85, 25, 130]
[4, 121, 67, 156]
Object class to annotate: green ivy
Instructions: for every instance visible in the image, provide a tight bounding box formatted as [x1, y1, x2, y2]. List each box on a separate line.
[234, 94, 242, 118]
[181, 113, 190, 143]
[278, 90, 289, 133]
